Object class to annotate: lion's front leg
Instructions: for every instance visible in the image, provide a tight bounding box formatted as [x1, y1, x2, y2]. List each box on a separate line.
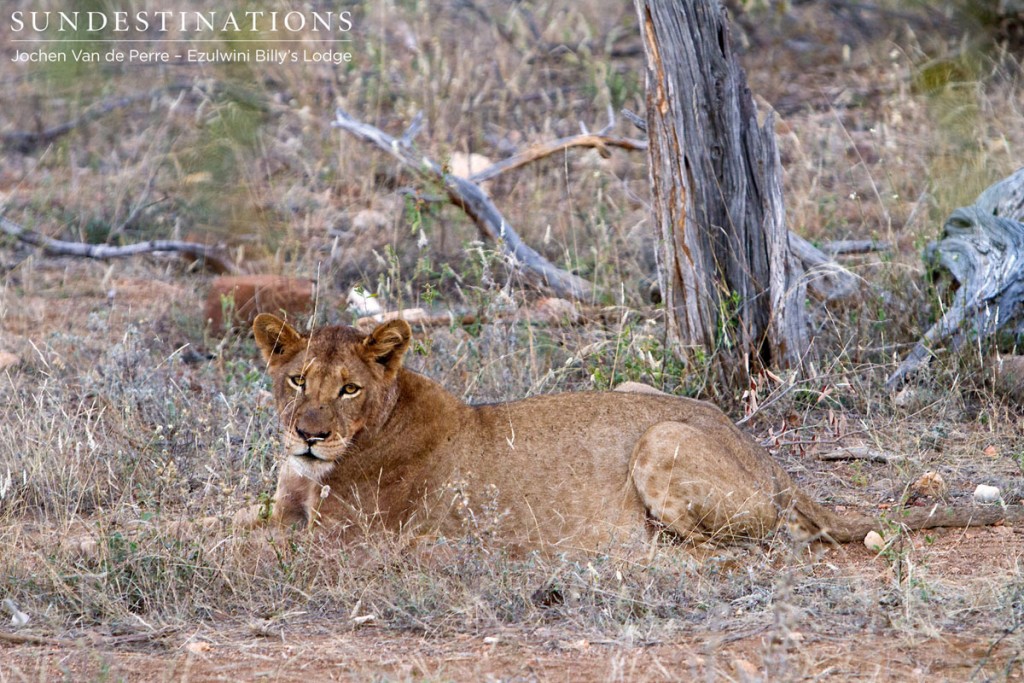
[268, 459, 318, 528]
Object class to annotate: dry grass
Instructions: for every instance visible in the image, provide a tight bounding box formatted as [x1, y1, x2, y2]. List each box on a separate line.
[2, 1, 1024, 679]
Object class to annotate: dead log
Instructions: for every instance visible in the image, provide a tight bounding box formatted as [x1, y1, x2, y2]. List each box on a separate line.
[633, 0, 808, 379]
[887, 168, 1024, 389]
[0, 215, 238, 275]
[331, 108, 594, 301]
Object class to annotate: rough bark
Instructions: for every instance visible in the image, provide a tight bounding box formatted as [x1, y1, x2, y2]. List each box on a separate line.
[634, 0, 807, 382]
[887, 168, 1024, 389]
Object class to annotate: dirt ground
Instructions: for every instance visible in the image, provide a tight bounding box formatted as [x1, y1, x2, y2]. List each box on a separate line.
[3, 526, 1022, 682]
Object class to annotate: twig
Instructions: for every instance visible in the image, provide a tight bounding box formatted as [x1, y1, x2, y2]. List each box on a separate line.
[2, 84, 191, 154]
[817, 446, 897, 464]
[0, 625, 178, 648]
[621, 108, 647, 133]
[0, 630, 69, 647]
[819, 240, 891, 256]
[0, 215, 239, 275]
[467, 132, 647, 184]
[331, 108, 594, 301]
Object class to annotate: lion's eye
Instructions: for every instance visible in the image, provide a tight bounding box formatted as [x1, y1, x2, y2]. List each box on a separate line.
[287, 375, 306, 391]
[339, 383, 361, 397]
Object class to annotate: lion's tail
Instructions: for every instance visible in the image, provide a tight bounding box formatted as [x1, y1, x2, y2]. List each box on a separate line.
[794, 493, 1024, 543]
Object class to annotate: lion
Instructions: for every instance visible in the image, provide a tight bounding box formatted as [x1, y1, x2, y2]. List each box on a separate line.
[251, 313, 1022, 552]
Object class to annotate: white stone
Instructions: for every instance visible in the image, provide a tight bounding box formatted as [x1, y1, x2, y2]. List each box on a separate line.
[974, 484, 1002, 504]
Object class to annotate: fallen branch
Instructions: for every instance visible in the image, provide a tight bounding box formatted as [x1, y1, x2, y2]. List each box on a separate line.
[887, 168, 1024, 389]
[0, 626, 178, 648]
[355, 299, 600, 329]
[818, 446, 898, 464]
[331, 108, 594, 300]
[0, 630, 69, 647]
[820, 239, 891, 256]
[2, 84, 190, 154]
[1, 215, 239, 274]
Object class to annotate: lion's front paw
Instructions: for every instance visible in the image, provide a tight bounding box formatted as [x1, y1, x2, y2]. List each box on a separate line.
[231, 503, 272, 530]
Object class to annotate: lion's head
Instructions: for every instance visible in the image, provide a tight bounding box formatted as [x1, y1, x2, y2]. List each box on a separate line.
[253, 313, 412, 480]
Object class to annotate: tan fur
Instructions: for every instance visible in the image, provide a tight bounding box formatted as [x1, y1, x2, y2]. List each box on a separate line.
[252, 314, 1023, 552]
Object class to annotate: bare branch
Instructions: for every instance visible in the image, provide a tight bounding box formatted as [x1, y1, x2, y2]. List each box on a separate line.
[331, 108, 595, 301]
[2, 84, 190, 154]
[468, 132, 647, 184]
[820, 239, 891, 256]
[0, 215, 238, 274]
[621, 108, 648, 133]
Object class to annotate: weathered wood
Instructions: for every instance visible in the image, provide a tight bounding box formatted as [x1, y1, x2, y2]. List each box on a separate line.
[789, 232, 860, 302]
[0, 215, 238, 274]
[331, 108, 595, 301]
[820, 239, 892, 256]
[468, 132, 647, 184]
[633, 0, 807, 379]
[887, 168, 1024, 389]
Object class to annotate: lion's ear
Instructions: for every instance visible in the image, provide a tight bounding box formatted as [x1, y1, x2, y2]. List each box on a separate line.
[253, 313, 304, 362]
[362, 319, 412, 374]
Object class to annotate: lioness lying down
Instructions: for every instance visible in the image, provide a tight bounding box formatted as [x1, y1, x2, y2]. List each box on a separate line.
[252, 313, 1022, 552]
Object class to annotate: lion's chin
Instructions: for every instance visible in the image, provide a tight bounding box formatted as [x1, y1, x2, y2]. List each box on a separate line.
[287, 451, 337, 481]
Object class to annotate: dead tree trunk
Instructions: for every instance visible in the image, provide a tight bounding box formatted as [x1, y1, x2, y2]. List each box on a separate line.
[633, 0, 807, 384]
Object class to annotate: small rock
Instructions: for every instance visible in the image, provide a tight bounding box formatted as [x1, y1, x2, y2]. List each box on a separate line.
[0, 351, 20, 372]
[731, 658, 759, 680]
[448, 152, 493, 178]
[863, 530, 885, 552]
[3, 599, 29, 628]
[347, 286, 383, 317]
[974, 484, 1002, 504]
[910, 471, 947, 498]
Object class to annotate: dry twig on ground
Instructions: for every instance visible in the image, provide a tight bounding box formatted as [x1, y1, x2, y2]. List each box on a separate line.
[0, 215, 238, 274]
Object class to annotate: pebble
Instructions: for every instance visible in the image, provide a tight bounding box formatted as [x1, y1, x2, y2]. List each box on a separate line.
[863, 530, 885, 552]
[974, 484, 1002, 504]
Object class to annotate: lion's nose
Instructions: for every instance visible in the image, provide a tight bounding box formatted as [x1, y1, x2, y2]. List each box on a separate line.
[296, 427, 330, 444]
